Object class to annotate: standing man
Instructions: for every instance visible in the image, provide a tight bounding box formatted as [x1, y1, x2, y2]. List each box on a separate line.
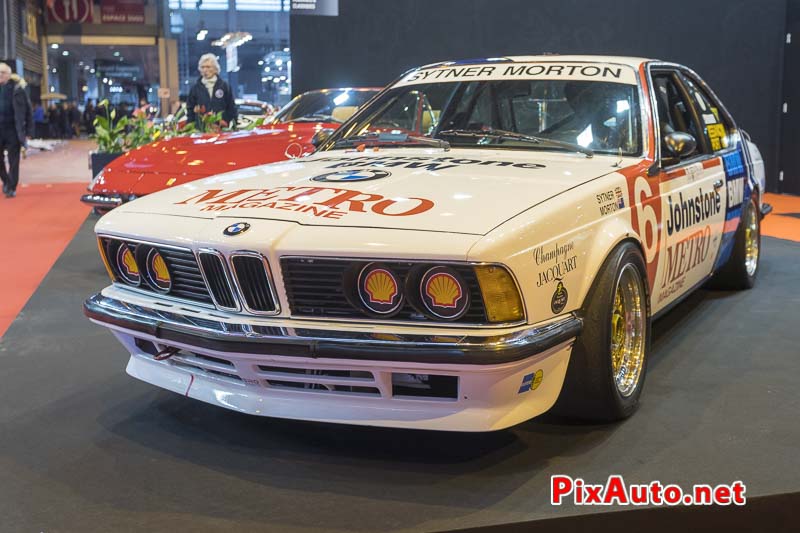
[186, 54, 237, 130]
[0, 63, 33, 198]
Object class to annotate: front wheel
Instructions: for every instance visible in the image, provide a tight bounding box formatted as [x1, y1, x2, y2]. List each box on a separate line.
[552, 242, 651, 422]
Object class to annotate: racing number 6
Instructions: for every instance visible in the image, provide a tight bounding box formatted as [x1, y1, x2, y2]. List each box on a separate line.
[634, 176, 658, 263]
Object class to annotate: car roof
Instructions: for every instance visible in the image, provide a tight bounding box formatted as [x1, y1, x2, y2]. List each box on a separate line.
[418, 55, 653, 70]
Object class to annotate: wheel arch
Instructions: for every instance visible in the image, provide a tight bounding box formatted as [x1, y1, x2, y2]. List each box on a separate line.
[576, 217, 651, 317]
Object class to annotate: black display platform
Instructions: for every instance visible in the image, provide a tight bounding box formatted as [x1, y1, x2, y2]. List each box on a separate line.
[1, 218, 798, 532]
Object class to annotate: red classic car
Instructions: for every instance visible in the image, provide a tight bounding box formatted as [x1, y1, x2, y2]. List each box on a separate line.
[82, 87, 380, 212]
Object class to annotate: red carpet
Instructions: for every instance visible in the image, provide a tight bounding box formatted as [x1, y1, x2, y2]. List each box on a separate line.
[0, 183, 90, 337]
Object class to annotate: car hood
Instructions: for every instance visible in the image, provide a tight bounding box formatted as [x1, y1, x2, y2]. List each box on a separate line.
[117, 148, 626, 235]
[102, 123, 326, 179]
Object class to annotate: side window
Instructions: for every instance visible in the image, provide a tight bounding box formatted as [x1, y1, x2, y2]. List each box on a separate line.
[652, 73, 705, 160]
[680, 75, 733, 152]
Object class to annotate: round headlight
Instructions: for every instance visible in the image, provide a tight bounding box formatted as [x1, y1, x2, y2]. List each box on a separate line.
[144, 248, 172, 293]
[357, 262, 404, 315]
[419, 266, 470, 320]
[114, 243, 141, 286]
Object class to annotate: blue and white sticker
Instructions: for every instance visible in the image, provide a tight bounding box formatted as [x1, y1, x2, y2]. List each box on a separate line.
[311, 169, 391, 182]
[518, 369, 544, 394]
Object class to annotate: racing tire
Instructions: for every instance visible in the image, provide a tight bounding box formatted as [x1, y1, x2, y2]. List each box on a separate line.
[552, 242, 651, 422]
[707, 197, 761, 290]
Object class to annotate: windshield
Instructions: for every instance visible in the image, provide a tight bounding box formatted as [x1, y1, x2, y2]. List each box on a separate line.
[329, 78, 642, 155]
[272, 89, 378, 124]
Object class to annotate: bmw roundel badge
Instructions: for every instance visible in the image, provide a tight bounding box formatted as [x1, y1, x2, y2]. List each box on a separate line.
[224, 222, 251, 236]
[311, 169, 391, 182]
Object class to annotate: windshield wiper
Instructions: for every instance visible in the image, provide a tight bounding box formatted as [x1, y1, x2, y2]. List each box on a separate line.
[437, 128, 593, 158]
[290, 114, 342, 123]
[333, 132, 450, 151]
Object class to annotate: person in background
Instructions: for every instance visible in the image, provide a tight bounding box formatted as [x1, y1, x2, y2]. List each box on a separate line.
[0, 62, 33, 198]
[59, 102, 71, 139]
[68, 102, 81, 137]
[132, 97, 151, 118]
[32, 102, 46, 139]
[186, 53, 237, 129]
[83, 99, 96, 135]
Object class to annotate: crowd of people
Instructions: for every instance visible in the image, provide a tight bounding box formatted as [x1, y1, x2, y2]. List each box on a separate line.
[31, 100, 151, 139]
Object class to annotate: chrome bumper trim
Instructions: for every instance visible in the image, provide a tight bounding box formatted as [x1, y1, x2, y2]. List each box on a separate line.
[84, 293, 582, 365]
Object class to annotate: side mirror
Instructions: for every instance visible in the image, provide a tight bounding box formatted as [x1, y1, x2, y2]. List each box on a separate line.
[663, 131, 697, 160]
[311, 128, 335, 147]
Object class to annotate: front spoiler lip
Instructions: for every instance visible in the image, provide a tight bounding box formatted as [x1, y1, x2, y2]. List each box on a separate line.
[84, 293, 582, 365]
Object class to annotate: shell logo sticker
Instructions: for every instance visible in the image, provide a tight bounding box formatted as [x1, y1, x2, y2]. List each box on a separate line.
[358, 263, 403, 315]
[115, 244, 140, 285]
[420, 267, 469, 320]
[146, 249, 172, 292]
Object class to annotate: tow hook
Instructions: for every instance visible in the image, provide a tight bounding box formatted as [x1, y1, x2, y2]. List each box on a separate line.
[154, 346, 180, 361]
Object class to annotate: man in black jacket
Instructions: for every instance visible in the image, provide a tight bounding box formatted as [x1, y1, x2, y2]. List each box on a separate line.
[0, 62, 33, 198]
[185, 54, 237, 130]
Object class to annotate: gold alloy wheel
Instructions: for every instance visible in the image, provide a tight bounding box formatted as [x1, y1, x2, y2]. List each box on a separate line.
[609, 264, 646, 397]
[744, 201, 760, 277]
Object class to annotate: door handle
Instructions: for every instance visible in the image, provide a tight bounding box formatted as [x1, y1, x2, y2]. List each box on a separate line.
[713, 179, 724, 190]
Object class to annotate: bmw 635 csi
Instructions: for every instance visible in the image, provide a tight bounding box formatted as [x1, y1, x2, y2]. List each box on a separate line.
[84, 56, 767, 431]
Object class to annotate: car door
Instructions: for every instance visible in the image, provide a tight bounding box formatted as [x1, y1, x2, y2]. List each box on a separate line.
[678, 71, 755, 273]
[648, 68, 727, 311]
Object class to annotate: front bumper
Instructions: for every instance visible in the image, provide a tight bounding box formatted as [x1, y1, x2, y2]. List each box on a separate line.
[85, 293, 582, 431]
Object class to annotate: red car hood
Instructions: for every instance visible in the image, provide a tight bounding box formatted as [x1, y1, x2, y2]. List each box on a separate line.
[91, 122, 332, 196]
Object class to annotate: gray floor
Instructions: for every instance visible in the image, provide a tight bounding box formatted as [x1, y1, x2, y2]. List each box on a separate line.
[1, 218, 798, 532]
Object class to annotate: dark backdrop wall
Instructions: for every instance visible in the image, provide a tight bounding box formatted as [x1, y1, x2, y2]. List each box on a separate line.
[291, 0, 787, 192]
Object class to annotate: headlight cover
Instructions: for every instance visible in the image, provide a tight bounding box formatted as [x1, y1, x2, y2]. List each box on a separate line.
[474, 265, 524, 323]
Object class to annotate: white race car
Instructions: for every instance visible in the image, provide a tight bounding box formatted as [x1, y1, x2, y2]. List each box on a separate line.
[85, 55, 766, 431]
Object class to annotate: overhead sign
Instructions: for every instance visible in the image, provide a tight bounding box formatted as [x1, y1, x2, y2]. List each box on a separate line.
[100, 0, 145, 24]
[46, 0, 93, 23]
[291, 0, 338, 16]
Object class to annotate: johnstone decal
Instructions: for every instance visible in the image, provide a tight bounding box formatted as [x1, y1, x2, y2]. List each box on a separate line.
[310, 155, 546, 172]
[175, 186, 436, 219]
[518, 369, 544, 394]
[665, 188, 721, 236]
[358, 264, 403, 315]
[311, 169, 391, 182]
[657, 225, 713, 303]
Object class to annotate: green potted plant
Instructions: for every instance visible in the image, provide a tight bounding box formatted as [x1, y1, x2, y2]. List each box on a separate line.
[90, 99, 128, 177]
